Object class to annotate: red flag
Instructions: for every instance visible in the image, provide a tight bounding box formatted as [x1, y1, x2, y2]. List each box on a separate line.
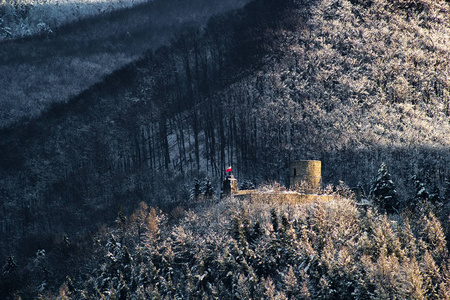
[226, 166, 232, 173]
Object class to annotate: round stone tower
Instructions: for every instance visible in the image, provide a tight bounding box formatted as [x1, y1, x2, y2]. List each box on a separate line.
[289, 160, 322, 190]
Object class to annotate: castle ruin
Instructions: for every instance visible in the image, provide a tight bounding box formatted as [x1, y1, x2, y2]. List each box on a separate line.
[222, 160, 331, 203]
[289, 160, 322, 190]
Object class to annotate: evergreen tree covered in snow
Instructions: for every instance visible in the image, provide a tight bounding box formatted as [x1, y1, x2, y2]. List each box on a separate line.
[2, 254, 16, 276]
[241, 180, 256, 190]
[412, 175, 429, 203]
[410, 174, 442, 214]
[369, 163, 399, 213]
[202, 178, 214, 199]
[190, 178, 202, 202]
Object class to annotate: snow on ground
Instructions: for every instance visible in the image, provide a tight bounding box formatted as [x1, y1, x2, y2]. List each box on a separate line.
[0, 0, 150, 40]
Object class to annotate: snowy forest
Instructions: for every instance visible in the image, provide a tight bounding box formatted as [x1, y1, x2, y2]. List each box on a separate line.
[0, 0, 251, 127]
[1, 0, 450, 298]
[0, 0, 250, 40]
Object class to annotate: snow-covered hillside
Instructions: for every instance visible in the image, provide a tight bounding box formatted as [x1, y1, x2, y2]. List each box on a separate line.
[0, 0, 148, 40]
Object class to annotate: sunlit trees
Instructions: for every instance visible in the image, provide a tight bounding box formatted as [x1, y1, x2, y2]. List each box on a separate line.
[51, 191, 450, 299]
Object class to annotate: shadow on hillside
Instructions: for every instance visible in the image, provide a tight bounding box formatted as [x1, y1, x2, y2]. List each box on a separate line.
[0, 0, 251, 128]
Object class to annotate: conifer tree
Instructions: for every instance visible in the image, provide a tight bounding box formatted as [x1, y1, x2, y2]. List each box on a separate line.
[405, 257, 426, 300]
[271, 209, 279, 233]
[421, 212, 448, 264]
[411, 174, 441, 209]
[283, 265, 298, 298]
[241, 180, 255, 190]
[411, 175, 429, 204]
[420, 250, 442, 299]
[65, 275, 75, 295]
[2, 254, 17, 275]
[250, 220, 262, 244]
[399, 218, 418, 259]
[202, 178, 214, 200]
[117, 205, 126, 226]
[190, 178, 201, 202]
[372, 215, 403, 260]
[369, 163, 399, 213]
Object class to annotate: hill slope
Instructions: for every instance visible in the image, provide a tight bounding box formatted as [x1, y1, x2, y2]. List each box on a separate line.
[53, 194, 450, 299]
[0, 0, 148, 40]
[0, 0, 250, 127]
[228, 0, 450, 190]
[1, 0, 450, 297]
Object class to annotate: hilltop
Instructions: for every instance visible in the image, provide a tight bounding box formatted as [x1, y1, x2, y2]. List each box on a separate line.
[5, 191, 450, 299]
[1, 0, 450, 297]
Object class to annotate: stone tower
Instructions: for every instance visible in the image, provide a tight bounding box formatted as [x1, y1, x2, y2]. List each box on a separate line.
[289, 160, 322, 190]
[221, 175, 239, 196]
